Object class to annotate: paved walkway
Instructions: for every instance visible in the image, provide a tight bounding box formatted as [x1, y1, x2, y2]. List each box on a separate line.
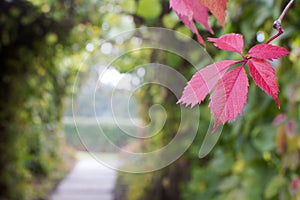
[50, 153, 117, 200]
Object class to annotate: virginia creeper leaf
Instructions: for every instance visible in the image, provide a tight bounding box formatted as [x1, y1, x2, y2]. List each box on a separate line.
[170, 0, 212, 45]
[198, 0, 229, 27]
[178, 60, 238, 107]
[209, 66, 249, 131]
[248, 59, 280, 107]
[192, 0, 213, 33]
[178, 31, 290, 131]
[170, 0, 193, 19]
[179, 15, 205, 45]
[208, 33, 244, 55]
[248, 44, 289, 60]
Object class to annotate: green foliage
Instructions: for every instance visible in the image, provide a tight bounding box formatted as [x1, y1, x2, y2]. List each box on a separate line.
[181, 1, 300, 199]
[136, 0, 162, 20]
[0, 0, 97, 199]
[112, 0, 300, 200]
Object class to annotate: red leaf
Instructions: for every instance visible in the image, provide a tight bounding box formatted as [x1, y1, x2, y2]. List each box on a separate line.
[286, 120, 296, 137]
[248, 44, 289, 60]
[170, 0, 213, 45]
[290, 177, 300, 195]
[272, 113, 286, 125]
[198, 0, 229, 27]
[178, 60, 238, 107]
[248, 59, 280, 107]
[209, 66, 249, 131]
[179, 15, 205, 45]
[208, 33, 244, 55]
[170, 0, 193, 19]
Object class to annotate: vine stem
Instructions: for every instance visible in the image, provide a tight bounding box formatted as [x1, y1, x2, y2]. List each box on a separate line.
[266, 0, 294, 44]
[266, 27, 283, 44]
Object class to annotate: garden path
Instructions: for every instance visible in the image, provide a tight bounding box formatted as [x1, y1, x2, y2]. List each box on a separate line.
[49, 153, 117, 200]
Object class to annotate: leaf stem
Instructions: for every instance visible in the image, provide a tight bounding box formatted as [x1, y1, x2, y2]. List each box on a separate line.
[266, 27, 283, 44]
[266, 0, 294, 44]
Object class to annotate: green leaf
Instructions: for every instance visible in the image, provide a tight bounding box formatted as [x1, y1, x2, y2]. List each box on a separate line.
[166, 52, 183, 68]
[252, 125, 276, 152]
[210, 149, 234, 175]
[162, 13, 178, 29]
[121, 0, 136, 14]
[264, 175, 287, 199]
[218, 175, 240, 192]
[175, 25, 193, 42]
[136, 0, 161, 19]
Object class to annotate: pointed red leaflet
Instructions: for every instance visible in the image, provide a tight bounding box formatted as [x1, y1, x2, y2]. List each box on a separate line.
[170, 0, 229, 45]
[248, 44, 289, 60]
[169, 0, 193, 19]
[179, 15, 205, 45]
[209, 66, 249, 131]
[208, 33, 244, 55]
[198, 0, 228, 27]
[248, 59, 280, 107]
[191, 0, 213, 33]
[170, 0, 212, 45]
[177, 60, 238, 107]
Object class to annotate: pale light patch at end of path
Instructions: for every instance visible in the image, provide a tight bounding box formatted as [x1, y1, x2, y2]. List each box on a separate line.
[49, 152, 118, 200]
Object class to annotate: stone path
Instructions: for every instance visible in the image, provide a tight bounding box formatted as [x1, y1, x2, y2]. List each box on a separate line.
[50, 153, 117, 200]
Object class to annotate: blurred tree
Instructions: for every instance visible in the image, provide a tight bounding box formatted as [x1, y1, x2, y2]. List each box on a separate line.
[0, 1, 73, 198]
[0, 0, 103, 199]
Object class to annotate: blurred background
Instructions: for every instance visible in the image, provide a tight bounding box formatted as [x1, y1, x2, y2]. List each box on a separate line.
[0, 0, 300, 199]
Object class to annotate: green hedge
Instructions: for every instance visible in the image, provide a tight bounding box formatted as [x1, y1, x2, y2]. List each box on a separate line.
[113, 0, 300, 199]
[63, 117, 138, 152]
[0, 1, 76, 199]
